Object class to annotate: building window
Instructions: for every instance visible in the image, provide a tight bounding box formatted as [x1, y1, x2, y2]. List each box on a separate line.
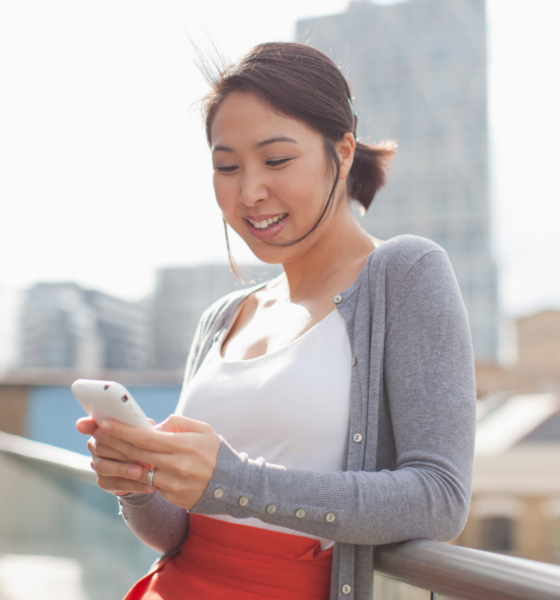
[480, 517, 514, 553]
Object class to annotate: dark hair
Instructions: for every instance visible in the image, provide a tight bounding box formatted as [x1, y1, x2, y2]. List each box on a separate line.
[198, 42, 397, 269]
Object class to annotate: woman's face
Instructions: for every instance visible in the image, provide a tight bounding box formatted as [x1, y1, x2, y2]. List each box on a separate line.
[210, 91, 345, 264]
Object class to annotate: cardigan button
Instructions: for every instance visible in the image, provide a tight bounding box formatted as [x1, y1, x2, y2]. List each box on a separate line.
[295, 509, 306, 518]
[266, 504, 277, 514]
[238, 496, 249, 507]
[342, 584, 352, 594]
[213, 488, 224, 499]
[333, 294, 343, 304]
[353, 433, 363, 443]
[326, 512, 336, 523]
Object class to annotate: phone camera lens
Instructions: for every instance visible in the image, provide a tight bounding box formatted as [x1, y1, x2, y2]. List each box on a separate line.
[121, 395, 128, 403]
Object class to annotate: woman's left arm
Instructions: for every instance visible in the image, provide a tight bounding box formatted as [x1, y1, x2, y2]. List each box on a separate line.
[190, 249, 476, 545]
[95, 249, 475, 545]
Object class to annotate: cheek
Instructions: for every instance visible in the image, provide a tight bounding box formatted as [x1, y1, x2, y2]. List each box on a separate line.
[277, 164, 328, 217]
[213, 175, 238, 216]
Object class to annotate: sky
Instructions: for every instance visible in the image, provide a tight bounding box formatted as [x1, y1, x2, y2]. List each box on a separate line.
[1, 0, 559, 321]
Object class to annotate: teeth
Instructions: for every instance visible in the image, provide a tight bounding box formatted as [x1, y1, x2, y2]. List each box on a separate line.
[249, 214, 287, 229]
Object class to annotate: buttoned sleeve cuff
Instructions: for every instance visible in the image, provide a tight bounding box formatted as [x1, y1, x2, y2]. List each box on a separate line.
[190, 438, 344, 531]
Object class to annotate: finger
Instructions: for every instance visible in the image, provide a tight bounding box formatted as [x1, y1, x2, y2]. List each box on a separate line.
[96, 475, 156, 495]
[88, 435, 152, 466]
[144, 465, 212, 511]
[94, 456, 150, 483]
[155, 415, 212, 434]
[88, 437, 134, 462]
[91, 424, 158, 459]
[97, 419, 184, 454]
[76, 417, 97, 435]
[93, 434, 170, 467]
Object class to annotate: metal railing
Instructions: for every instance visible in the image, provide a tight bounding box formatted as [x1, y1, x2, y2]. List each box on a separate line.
[0, 431, 157, 600]
[375, 538, 560, 600]
[2, 431, 560, 600]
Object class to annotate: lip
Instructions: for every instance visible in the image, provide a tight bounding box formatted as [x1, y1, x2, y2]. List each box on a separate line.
[244, 213, 286, 222]
[244, 214, 288, 241]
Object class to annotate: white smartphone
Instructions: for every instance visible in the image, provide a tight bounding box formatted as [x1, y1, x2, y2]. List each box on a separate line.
[71, 379, 153, 430]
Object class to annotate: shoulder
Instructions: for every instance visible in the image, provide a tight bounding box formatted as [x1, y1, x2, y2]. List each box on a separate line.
[196, 281, 267, 338]
[373, 234, 445, 272]
[351, 235, 454, 313]
[370, 234, 448, 290]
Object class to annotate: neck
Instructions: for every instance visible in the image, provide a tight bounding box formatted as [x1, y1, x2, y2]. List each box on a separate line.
[279, 200, 375, 302]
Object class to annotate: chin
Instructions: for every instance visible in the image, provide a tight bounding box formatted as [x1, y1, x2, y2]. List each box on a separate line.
[247, 247, 287, 266]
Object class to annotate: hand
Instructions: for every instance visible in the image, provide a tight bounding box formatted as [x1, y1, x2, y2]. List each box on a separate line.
[76, 417, 156, 496]
[84, 415, 221, 510]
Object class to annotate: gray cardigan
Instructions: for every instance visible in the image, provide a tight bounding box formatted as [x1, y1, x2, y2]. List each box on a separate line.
[120, 235, 476, 600]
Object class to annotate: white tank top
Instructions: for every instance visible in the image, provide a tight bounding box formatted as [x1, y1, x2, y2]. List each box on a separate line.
[176, 308, 352, 549]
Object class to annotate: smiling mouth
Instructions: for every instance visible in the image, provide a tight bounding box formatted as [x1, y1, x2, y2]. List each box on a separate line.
[246, 213, 288, 230]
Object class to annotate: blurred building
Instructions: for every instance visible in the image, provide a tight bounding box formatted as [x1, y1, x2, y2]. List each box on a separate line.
[0, 369, 182, 452]
[456, 391, 560, 564]
[19, 283, 150, 371]
[0, 286, 21, 372]
[151, 264, 282, 370]
[296, 0, 499, 361]
[476, 309, 560, 397]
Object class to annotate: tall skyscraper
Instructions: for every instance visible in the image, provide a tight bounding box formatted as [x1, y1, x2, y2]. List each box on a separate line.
[297, 0, 499, 361]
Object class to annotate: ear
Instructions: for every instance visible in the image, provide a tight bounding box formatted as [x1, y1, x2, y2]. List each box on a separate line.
[336, 132, 356, 181]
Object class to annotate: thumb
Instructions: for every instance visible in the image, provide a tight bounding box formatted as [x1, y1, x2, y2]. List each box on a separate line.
[154, 415, 212, 434]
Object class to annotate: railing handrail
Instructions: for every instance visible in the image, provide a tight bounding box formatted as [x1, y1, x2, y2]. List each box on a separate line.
[0, 430, 95, 483]
[3, 431, 560, 599]
[376, 538, 560, 600]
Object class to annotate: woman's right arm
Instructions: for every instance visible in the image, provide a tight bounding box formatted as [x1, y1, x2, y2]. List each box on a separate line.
[117, 491, 189, 554]
[77, 417, 189, 553]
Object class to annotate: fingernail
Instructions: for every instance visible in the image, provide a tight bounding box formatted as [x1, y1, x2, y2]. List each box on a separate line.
[100, 420, 111, 431]
[127, 466, 142, 478]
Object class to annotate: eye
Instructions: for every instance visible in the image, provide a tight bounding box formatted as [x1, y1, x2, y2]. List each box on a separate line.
[266, 158, 292, 167]
[215, 165, 238, 173]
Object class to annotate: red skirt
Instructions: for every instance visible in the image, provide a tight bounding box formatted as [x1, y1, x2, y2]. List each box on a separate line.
[123, 514, 333, 600]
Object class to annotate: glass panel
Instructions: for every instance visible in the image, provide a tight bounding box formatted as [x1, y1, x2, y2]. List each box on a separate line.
[373, 573, 431, 599]
[0, 451, 158, 600]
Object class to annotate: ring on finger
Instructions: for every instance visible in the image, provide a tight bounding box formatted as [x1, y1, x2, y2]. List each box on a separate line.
[147, 466, 157, 487]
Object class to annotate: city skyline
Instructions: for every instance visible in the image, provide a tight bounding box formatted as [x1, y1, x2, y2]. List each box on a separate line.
[1, 0, 559, 319]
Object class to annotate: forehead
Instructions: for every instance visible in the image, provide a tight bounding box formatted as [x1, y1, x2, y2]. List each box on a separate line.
[210, 91, 317, 148]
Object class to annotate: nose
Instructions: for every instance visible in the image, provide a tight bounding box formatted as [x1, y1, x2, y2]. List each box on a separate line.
[239, 168, 268, 207]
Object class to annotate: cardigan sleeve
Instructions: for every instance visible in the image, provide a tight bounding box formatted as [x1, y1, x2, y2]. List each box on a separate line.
[187, 248, 476, 545]
[120, 246, 476, 547]
[118, 491, 189, 553]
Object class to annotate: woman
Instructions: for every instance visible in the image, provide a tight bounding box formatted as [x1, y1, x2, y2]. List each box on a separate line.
[77, 42, 476, 600]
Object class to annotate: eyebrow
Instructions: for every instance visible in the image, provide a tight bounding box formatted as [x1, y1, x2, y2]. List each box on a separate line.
[212, 136, 298, 153]
[256, 136, 297, 149]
